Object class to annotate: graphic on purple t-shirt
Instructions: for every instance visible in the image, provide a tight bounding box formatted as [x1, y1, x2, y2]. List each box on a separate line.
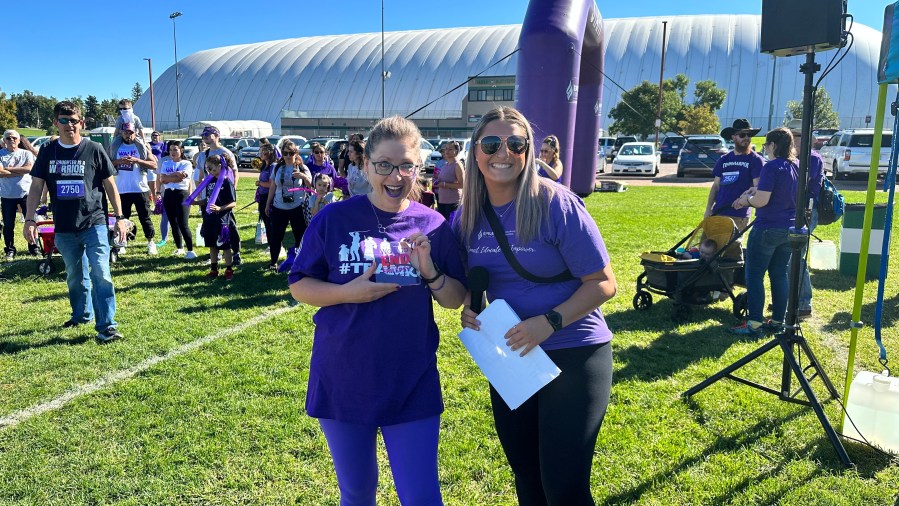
[461, 187, 613, 351]
[712, 151, 764, 217]
[288, 195, 467, 425]
[755, 158, 798, 229]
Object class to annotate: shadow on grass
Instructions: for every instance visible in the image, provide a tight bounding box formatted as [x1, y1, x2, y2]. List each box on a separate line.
[808, 269, 857, 293]
[0, 332, 92, 354]
[821, 292, 899, 334]
[608, 303, 749, 382]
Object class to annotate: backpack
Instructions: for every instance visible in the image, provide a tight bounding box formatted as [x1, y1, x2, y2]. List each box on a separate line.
[816, 175, 844, 226]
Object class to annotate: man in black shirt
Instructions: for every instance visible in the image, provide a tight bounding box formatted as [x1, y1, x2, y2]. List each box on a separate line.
[23, 101, 129, 344]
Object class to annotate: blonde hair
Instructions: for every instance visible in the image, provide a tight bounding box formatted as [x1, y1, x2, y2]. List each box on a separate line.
[363, 116, 423, 201]
[459, 106, 556, 246]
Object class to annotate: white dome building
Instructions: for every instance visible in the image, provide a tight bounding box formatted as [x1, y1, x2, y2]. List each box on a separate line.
[135, 14, 893, 135]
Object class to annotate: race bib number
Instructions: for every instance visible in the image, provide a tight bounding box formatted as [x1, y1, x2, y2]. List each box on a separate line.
[720, 171, 740, 185]
[57, 180, 85, 200]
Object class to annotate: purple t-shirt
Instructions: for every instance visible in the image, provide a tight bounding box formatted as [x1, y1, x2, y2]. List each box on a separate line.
[460, 186, 613, 350]
[307, 159, 338, 179]
[712, 151, 764, 218]
[255, 163, 273, 201]
[756, 158, 798, 229]
[807, 151, 824, 202]
[288, 195, 467, 425]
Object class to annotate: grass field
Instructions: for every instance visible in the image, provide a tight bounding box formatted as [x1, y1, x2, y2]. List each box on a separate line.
[0, 185, 897, 505]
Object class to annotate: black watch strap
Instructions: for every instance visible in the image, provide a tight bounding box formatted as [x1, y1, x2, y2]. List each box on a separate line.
[544, 310, 563, 332]
[420, 264, 443, 284]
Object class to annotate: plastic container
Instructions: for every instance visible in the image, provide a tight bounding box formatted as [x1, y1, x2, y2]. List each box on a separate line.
[810, 240, 838, 270]
[843, 371, 899, 453]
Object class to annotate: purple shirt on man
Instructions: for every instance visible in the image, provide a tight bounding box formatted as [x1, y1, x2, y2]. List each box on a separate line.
[806, 150, 824, 203]
[712, 151, 764, 218]
[755, 158, 798, 229]
[459, 186, 613, 350]
[288, 195, 467, 425]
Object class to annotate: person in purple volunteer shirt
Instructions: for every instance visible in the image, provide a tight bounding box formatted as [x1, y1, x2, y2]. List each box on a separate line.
[705, 119, 765, 230]
[458, 106, 617, 505]
[288, 116, 467, 505]
[149, 131, 169, 248]
[254, 142, 276, 255]
[792, 129, 824, 319]
[306, 141, 339, 180]
[730, 127, 798, 337]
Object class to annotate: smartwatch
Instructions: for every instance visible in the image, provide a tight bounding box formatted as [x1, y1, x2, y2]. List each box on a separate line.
[544, 310, 563, 332]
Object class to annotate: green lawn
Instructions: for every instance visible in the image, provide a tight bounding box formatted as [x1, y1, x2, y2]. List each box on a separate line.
[0, 186, 896, 505]
[15, 128, 47, 137]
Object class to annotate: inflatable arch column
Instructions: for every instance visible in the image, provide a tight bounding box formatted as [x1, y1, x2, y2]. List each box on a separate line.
[516, 0, 604, 196]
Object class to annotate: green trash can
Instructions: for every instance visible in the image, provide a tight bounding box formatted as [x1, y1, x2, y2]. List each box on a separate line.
[839, 203, 888, 279]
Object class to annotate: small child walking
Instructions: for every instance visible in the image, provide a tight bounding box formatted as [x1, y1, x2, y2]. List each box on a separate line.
[304, 173, 335, 225]
[199, 155, 237, 280]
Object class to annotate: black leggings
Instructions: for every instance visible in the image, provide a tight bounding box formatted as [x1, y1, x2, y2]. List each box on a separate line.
[163, 189, 193, 250]
[1, 197, 27, 251]
[268, 205, 306, 266]
[120, 192, 155, 240]
[490, 341, 612, 506]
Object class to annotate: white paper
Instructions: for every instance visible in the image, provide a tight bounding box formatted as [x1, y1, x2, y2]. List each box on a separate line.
[458, 299, 561, 410]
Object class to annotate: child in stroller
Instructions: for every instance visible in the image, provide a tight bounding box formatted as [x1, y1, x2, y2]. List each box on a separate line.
[635, 215, 750, 321]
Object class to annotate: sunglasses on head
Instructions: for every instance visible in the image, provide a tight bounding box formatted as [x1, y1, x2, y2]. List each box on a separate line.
[57, 117, 82, 125]
[477, 135, 529, 155]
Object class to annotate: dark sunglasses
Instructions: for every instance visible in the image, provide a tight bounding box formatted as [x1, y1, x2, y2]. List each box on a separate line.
[3, 136, 18, 141]
[735, 132, 752, 139]
[477, 135, 529, 155]
[57, 117, 82, 125]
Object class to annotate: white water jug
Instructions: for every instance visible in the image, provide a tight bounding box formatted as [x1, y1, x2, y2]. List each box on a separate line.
[843, 371, 899, 454]
[810, 240, 838, 270]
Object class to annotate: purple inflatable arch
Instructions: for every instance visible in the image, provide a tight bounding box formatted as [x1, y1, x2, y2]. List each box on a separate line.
[515, 0, 604, 196]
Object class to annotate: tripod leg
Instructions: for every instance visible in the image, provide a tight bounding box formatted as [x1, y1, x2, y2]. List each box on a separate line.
[684, 337, 781, 397]
[780, 339, 853, 467]
[794, 337, 841, 400]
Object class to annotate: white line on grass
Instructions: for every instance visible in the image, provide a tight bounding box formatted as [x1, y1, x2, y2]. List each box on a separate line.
[0, 305, 297, 430]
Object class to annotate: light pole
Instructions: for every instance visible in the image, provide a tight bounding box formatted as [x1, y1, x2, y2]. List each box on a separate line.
[143, 58, 156, 131]
[655, 20, 668, 148]
[169, 11, 183, 130]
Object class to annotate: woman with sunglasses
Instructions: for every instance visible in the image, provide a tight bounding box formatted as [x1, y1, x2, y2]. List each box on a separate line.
[432, 140, 464, 221]
[536, 134, 564, 181]
[265, 141, 310, 271]
[306, 141, 339, 181]
[729, 127, 798, 337]
[458, 106, 617, 505]
[0, 130, 39, 259]
[288, 116, 466, 505]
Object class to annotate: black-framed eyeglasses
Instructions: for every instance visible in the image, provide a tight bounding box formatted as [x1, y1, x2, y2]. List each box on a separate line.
[477, 135, 529, 155]
[57, 117, 82, 125]
[372, 161, 418, 177]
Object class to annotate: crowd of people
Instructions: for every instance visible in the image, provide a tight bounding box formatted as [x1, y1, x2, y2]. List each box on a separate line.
[3, 97, 831, 504]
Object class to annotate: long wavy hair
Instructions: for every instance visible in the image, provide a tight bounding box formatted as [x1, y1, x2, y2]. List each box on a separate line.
[459, 106, 556, 246]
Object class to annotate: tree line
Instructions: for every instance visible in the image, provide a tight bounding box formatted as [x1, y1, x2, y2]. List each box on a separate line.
[0, 82, 144, 134]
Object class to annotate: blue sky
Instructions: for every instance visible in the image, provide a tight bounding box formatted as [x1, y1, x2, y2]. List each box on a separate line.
[6, 0, 887, 100]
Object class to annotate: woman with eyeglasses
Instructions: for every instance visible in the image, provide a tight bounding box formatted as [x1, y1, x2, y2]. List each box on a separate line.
[458, 106, 617, 505]
[432, 139, 464, 221]
[729, 127, 798, 337]
[265, 141, 311, 271]
[536, 134, 564, 181]
[288, 116, 466, 505]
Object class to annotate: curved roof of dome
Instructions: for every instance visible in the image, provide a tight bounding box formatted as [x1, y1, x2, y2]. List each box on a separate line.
[136, 15, 892, 132]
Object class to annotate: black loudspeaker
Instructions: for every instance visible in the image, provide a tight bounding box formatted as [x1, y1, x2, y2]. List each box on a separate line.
[761, 0, 846, 56]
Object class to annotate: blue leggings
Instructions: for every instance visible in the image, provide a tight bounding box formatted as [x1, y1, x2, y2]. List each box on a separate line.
[319, 416, 443, 506]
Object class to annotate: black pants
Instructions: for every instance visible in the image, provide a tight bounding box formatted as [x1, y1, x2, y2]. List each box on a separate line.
[437, 202, 458, 222]
[1, 197, 27, 252]
[490, 342, 612, 506]
[268, 205, 305, 266]
[120, 192, 155, 240]
[163, 189, 193, 251]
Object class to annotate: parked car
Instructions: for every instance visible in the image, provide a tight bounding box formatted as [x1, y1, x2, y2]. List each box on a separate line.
[298, 137, 339, 159]
[235, 137, 258, 154]
[676, 135, 728, 177]
[609, 136, 637, 162]
[818, 129, 892, 179]
[219, 137, 241, 156]
[812, 128, 839, 150]
[598, 137, 615, 163]
[181, 136, 203, 161]
[427, 139, 471, 173]
[610, 142, 659, 176]
[659, 135, 685, 163]
[238, 146, 261, 168]
[31, 136, 51, 150]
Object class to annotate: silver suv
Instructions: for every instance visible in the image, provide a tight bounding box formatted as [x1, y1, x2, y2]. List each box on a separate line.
[818, 129, 892, 179]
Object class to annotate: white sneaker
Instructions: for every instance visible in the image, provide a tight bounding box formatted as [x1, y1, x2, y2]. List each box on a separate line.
[185, 251, 197, 260]
[118, 246, 126, 255]
[147, 242, 158, 255]
[174, 249, 185, 256]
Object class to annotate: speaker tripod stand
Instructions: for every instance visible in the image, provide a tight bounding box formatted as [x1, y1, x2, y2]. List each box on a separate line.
[683, 51, 853, 468]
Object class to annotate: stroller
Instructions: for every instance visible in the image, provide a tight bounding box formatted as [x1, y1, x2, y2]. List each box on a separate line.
[634, 215, 752, 321]
[33, 214, 132, 278]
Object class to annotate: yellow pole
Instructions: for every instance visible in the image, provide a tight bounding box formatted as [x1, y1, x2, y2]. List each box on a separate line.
[840, 83, 888, 431]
